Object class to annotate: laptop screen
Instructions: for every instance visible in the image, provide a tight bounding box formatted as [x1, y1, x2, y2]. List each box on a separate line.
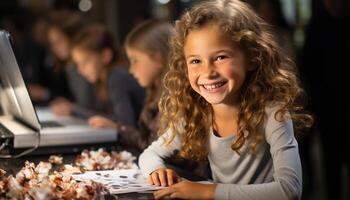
[0, 30, 42, 131]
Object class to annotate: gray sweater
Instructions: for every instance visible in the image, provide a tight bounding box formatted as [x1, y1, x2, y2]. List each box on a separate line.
[138, 106, 302, 200]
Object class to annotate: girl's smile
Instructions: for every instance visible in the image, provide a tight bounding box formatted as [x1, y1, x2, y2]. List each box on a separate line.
[199, 79, 228, 93]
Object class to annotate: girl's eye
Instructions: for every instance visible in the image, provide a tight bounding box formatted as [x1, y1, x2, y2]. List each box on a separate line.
[189, 59, 200, 64]
[216, 55, 227, 61]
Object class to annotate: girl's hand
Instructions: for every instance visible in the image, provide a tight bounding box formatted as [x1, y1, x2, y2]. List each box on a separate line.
[154, 181, 216, 200]
[148, 168, 181, 187]
[88, 116, 117, 128]
[49, 97, 73, 116]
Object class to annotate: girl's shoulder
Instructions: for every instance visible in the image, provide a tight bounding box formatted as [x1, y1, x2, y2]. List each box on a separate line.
[108, 67, 144, 95]
[263, 103, 294, 143]
[264, 103, 289, 120]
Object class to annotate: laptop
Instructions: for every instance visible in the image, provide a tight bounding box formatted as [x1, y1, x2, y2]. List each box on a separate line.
[0, 30, 117, 154]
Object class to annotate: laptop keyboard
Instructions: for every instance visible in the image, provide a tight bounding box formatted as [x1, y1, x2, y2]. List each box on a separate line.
[41, 121, 64, 128]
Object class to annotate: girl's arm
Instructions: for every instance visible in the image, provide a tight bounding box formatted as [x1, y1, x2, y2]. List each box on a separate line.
[138, 129, 182, 177]
[215, 108, 302, 200]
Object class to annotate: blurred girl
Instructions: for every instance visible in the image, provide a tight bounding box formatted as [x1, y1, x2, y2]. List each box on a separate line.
[138, 0, 313, 199]
[28, 12, 93, 115]
[118, 19, 173, 150]
[71, 24, 145, 127]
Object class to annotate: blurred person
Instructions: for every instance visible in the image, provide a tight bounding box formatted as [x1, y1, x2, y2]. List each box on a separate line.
[28, 12, 94, 117]
[71, 24, 145, 127]
[115, 19, 173, 151]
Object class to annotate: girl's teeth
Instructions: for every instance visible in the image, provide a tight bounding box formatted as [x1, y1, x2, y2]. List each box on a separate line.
[203, 82, 224, 90]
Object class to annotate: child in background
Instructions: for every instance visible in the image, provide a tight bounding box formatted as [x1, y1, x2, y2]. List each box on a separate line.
[71, 24, 145, 128]
[138, 0, 313, 199]
[116, 19, 173, 150]
[28, 12, 93, 113]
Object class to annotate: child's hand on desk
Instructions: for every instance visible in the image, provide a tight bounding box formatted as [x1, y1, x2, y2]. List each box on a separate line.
[153, 181, 216, 200]
[148, 168, 181, 187]
[88, 116, 117, 128]
[50, 97, 73, 116]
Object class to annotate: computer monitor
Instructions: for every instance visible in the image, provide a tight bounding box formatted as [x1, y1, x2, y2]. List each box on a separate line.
[0, 30, 41, 131]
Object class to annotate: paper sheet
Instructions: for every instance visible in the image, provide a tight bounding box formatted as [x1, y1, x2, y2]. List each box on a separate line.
[72, 169, 165, 194]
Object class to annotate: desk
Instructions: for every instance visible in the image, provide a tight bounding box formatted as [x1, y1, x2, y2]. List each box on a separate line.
[0, 145, 156, 200]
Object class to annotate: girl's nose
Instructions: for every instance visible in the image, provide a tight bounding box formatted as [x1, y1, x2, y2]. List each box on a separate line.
[203, 61, 218, 77]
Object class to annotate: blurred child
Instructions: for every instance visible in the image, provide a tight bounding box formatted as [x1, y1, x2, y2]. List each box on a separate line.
[28, 12, 93, 116]
[71, 24, 145, 127]
[115, 19, 173, 151]
[138, 0, 313, 199]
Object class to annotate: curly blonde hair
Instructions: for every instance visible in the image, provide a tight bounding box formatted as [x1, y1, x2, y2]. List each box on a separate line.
[158, 0, 313, 161]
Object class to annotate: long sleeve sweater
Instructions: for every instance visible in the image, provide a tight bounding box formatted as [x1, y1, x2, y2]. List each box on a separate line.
[138, 106, 302, 200]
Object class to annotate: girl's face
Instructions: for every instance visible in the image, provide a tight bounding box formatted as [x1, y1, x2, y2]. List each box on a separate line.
[184, 23, 254, 106]
[126, 47, 163, 87]
[71, 47, 106, 83]
[48, 27, 70, 61]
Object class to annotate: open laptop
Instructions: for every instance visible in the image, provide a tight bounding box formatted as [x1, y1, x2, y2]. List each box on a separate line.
[0, 30, 117, 154]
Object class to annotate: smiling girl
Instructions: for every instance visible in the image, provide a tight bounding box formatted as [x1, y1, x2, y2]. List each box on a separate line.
[138, 0, 313, 199]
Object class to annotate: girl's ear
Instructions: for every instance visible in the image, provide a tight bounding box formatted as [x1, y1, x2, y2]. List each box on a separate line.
[101, 48, 113, 65]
